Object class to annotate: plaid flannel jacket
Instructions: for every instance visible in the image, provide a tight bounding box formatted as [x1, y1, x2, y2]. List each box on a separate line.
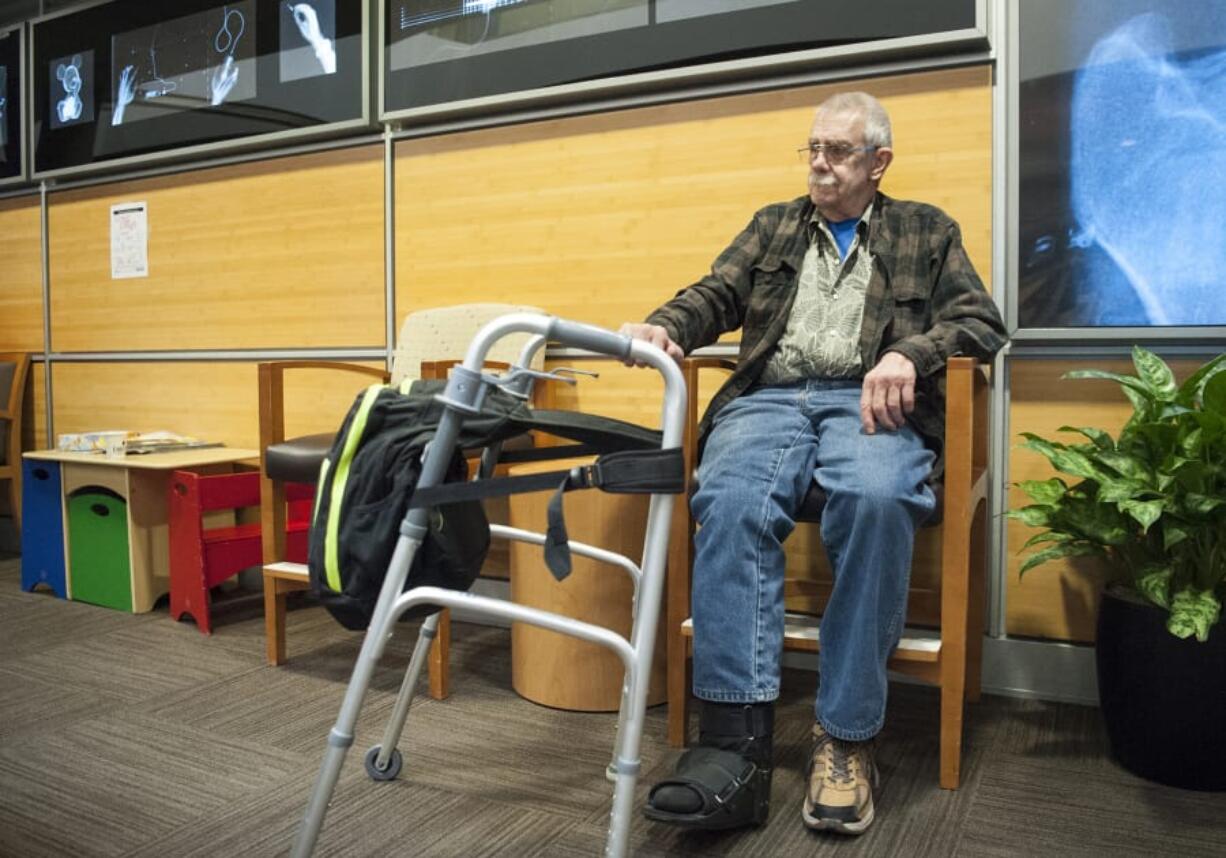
[645, 192, 1008, 475]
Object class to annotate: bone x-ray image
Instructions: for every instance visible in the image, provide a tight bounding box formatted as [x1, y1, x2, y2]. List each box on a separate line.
[1019, 0, 1226, 327]
[390, 0, 647, 71]
[280, 0, 337, 82]
[49, 50, 95, 129]
[110, 1, 256, 127]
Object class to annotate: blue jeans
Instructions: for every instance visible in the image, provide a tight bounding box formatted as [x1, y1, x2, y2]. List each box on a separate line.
[690, 380, 935, 741]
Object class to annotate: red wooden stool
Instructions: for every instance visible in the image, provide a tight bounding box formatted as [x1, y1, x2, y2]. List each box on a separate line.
[169, 470, 311, 634]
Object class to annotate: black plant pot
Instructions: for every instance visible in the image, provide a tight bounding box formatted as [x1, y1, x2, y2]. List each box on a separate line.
[1096, 587, 1226, 790]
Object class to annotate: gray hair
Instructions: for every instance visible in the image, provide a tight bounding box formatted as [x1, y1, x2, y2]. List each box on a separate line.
[815, 92, 892, 149]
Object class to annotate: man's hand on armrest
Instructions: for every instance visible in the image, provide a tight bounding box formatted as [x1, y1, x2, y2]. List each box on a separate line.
[617, 323, 685, 368]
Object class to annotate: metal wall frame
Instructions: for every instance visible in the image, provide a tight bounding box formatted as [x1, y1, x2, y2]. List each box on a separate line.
[379, 0, 990, 128]
[0, 23, 28, 188]
[26, 0, 374, 182]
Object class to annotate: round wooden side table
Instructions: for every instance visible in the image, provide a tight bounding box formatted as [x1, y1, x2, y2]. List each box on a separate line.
[507, 457, 667, 711]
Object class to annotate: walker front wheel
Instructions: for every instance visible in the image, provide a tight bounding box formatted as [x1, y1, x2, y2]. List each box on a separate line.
[364, 745, 403, 781]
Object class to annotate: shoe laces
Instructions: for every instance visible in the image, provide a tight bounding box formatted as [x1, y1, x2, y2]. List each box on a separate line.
[814, 732, 860, 786]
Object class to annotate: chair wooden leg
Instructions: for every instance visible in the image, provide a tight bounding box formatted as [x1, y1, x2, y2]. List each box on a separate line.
[667, 632, 690, 746]
[428, 607, 451, 700]
[966, 502, 989, 704]
[264, 575, 289, 666]
[939, 675, 966, 790]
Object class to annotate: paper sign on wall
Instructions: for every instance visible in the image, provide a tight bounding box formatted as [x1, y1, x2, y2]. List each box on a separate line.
[110, 201, 148, 279]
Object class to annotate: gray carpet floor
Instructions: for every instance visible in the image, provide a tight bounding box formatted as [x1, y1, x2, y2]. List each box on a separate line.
[1, 553, 1223, 857]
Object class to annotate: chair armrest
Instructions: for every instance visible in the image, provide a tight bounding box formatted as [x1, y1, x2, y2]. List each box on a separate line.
[257, 360, 389, 452]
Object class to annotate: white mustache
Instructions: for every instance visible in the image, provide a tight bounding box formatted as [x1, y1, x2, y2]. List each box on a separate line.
[809, 173, 839, 188]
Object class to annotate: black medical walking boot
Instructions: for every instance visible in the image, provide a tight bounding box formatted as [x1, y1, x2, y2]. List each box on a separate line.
[643, 701, 774, 830]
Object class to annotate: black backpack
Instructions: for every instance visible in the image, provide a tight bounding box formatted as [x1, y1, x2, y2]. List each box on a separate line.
[308, 377, 683, 631]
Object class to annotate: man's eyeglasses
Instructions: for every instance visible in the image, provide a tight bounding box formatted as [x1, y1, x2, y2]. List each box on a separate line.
[797, 142, 876, 164]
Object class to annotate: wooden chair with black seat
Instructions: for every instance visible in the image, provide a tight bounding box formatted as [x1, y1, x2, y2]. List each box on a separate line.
[664, 355, 990, 789]
[0, 353, 32, 539]
[258, 303, 545, 695]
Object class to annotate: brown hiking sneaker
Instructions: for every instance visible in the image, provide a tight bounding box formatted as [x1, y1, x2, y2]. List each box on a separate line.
[802, 723, 879, 835]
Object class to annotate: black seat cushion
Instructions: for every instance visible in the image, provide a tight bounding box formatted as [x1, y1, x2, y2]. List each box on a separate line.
[265, 433, 335, 484]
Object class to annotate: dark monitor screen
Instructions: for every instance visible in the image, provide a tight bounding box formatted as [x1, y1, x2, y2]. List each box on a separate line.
[1018, 0, 1226, 328]
[32, 0, 364, 176]
[0, 28, 21, 179]
[383, 0, 977, 114]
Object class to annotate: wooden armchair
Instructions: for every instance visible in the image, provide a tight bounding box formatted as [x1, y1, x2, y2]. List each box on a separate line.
[257, 303, 544, 688]
[665, 356, 990, 789]
[0, 352, 32, 536]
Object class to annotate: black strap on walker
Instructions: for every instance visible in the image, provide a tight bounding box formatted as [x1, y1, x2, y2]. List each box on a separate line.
[409, 447, 685, 581]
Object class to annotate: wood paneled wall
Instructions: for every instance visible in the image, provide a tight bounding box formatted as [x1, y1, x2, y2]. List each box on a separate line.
[47, 146, 386, 353]
[1005, 358, 1203, 641]
[395, 64, 993, 339]
[0, 195, 44, 353]
[50, 361, 383, 450]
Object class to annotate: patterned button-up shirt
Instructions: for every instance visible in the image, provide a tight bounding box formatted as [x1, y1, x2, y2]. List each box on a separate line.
[761, 204, 874, 383]
[645, 192, 1008, 475]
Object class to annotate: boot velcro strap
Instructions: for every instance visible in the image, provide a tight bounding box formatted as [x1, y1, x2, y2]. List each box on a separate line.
[668, 747, 758, 814]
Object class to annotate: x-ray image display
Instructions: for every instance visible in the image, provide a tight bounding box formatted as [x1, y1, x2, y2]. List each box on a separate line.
[49, 50, 95, 128]
[0, 66, 7, 150]
[1019, 0, 1226, 327]
[655, 0, 797, 24]
[384, 0, 975, 114]
[389, 0, 647, 71]
[280, 0, 337, 83]
[110, 1, 256, 127]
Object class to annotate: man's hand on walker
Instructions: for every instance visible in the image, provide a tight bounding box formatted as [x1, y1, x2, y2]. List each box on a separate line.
[618, 323, 685, 367]
[860, 351, 917, 434]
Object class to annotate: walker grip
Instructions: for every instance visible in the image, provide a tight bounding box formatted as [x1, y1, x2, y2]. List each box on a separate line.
[549, 319, 632, 360]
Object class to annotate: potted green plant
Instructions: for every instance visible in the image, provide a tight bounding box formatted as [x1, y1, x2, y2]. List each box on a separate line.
[1010, 346, 1226, 791]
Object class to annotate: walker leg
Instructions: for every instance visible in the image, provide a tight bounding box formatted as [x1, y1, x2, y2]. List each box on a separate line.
[371, 610, 441, 772]
[292, 536, 424, 858]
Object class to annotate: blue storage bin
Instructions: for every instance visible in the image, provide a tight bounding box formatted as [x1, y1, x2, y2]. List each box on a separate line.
[21, 459, 67, 598]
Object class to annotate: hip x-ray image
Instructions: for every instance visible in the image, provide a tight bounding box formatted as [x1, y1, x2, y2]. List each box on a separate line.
[110, 1, 256, 127]
[280, 0, 337, 82]
[49, 50, 95, 129]
[1019, 0, 1226, 327]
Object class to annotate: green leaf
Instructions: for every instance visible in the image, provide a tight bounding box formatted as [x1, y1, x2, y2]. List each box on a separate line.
[1016, 478, 1067, 505]
[1203, 369, 1226, 417]
[1090, 449, 1154, 484]
[1018, 542, 1103, 576]
[1055, 499, 1132, 545]
[1162, 522, 1189, 552]
[1119, 498, 1163, 532]
[1175, 354, 1226, 406]
[1063, 368, 1152, 399]
[1184, 493, 1226, 515]
[1131, 346, 1178, 401]
[1167, 588, 1222, 642]
[1097, 478, 1149, 504]
[1057, 425, 1114, 450]
[1120, 384, 1153, 423]
[1007, 505, 1054, 528]
[1020, 531, 1076, 550]
[1136, 566, 1173, 609]
[1180, 427, 1204, 458]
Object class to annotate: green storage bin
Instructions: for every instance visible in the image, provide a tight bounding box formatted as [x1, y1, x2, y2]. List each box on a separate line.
[67, 488, 132, 611]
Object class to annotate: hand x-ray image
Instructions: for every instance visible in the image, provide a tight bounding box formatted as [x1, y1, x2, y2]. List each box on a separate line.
[49, 50, 95, 129]
[1019, 0, 1226, 327]
[280, 0, 337, 82]
[110, 1, 256, 127]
